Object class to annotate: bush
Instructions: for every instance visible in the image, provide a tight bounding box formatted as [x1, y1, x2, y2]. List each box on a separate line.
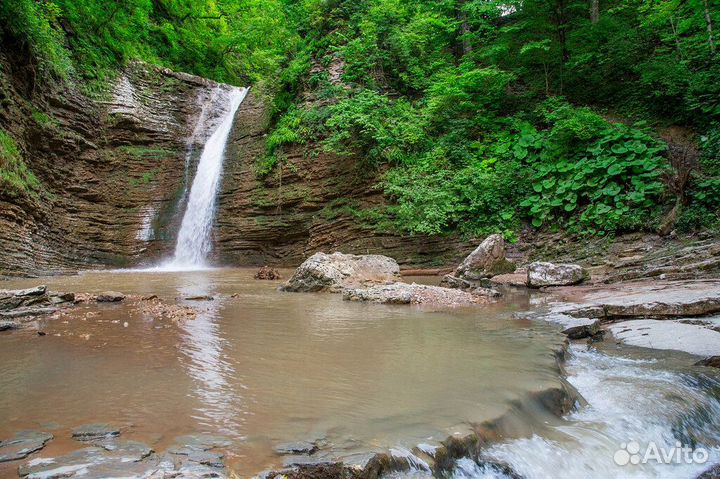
[0, 130, 43, 198]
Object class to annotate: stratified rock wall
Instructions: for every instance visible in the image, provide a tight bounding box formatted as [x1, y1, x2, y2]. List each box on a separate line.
[214, 93, 472, 267]
[0, 52, 230, 276]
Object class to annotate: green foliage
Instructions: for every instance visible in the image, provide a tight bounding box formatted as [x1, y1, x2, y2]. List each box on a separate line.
[1, 0, 298, 86]
[520, 110, 668, 234]
[323, 89, 425, 165]
[32, 109, 59, 128]
[0, 130, 43, 198]
[0, 0, 74, 79]
[677, 125, 720, 231]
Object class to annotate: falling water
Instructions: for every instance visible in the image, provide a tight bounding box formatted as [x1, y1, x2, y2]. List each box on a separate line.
[165, 87, 248, 270]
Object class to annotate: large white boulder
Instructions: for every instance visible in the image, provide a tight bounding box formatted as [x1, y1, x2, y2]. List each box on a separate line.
[281, 252, 400, 293]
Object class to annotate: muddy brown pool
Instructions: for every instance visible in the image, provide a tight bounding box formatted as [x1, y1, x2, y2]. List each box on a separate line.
[0, 268, 566, 475]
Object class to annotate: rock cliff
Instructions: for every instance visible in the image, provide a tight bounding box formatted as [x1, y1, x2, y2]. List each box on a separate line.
[0, 45, 470, 277]
[0, 46, 231, 276]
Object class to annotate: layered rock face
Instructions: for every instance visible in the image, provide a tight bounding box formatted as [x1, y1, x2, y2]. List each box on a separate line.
[213, 94, 473, 267]
[0, 48, 234, 276]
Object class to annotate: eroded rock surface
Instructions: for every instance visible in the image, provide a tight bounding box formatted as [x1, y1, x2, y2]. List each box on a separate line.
[527, 262, 588, 287]
[608, 320, 720, 356]
[570, 281, 720, 319]
[342, 283, 496, 306]
[0, 285, 75, 329]
[17, 434, 231, 479]
[71, 424, 120, 441]
[281, 252, 400, 293]
[0, 431, 53, 463]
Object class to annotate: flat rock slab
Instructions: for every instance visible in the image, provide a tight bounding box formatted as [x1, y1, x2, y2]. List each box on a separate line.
[343, 283, 494, 306]
[0, 431, 53, 462]
[18, 441, 226, 479]
[171, 434, 233, 451]
[0, 307, 57, 319]
[10, 286, 47, 297]
[575, 280, 720, 319]
[608, 319, 720, 356]
[71, 424, 120, 440]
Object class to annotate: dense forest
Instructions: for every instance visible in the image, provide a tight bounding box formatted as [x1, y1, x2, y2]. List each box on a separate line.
[1, 0, 719, 239]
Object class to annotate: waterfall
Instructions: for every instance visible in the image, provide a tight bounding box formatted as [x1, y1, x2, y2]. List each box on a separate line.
[163, 86, 248, 270]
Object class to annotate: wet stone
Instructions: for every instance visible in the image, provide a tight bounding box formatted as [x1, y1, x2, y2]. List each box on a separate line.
[0, 431, 53, 462]
[0, 307, 57, 319]
[13, 286, 47, 297]
[281, 452, 336, 468]
[92, 438, 153, 462]
[171, 434, 232, 451]
[275, 441, 319, 455]
[184, 295, 214, 301]
[0, 320, 20, 331]
[96, 292, 126, 303]
[562, 321, 600, 340]
[71, 423, 120, 441]
[695, 356, 720, 368]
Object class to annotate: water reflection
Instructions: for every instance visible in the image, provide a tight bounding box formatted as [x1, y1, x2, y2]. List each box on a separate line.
[176, 276, 246, 438]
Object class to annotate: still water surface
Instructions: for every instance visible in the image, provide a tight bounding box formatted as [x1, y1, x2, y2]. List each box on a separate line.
[0, 268, 565, 474]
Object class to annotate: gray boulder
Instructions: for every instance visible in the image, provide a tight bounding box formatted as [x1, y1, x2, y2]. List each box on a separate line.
[527, 262, 588, 287]
[454, 234, 515, 280]
[281, 252, 400, 293]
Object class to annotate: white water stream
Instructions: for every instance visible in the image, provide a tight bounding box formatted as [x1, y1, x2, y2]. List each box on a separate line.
[391, 347, 720, 479]
[162, 86, 248, 270]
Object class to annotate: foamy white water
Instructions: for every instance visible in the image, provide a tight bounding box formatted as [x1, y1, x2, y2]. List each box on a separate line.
[445, 347, 720, 479]
[163, 87, 248, 271]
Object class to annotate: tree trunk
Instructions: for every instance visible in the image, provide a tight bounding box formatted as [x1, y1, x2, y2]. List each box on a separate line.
[590, 0, 600, 24]
[456, 0, 472, 58]
[670, 16, 685, 59]
[703, 0, 716, 54]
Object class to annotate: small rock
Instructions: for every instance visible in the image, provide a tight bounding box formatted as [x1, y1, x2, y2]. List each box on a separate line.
[12, 285, 47, 297]
[37, 331, 46, 336]
[71, 423, 120, 440]
[562, 321, 600, 340]
[96, 292, 126, 303]
[141, 295, 158, 301]
[255, 266, 282, 280]
[527, 262, 589, 287]
[275, 441, 318, 455]
[0, 320, 20, 331]
[695, 356, 720, 368]
[184, 295, 214, 301]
